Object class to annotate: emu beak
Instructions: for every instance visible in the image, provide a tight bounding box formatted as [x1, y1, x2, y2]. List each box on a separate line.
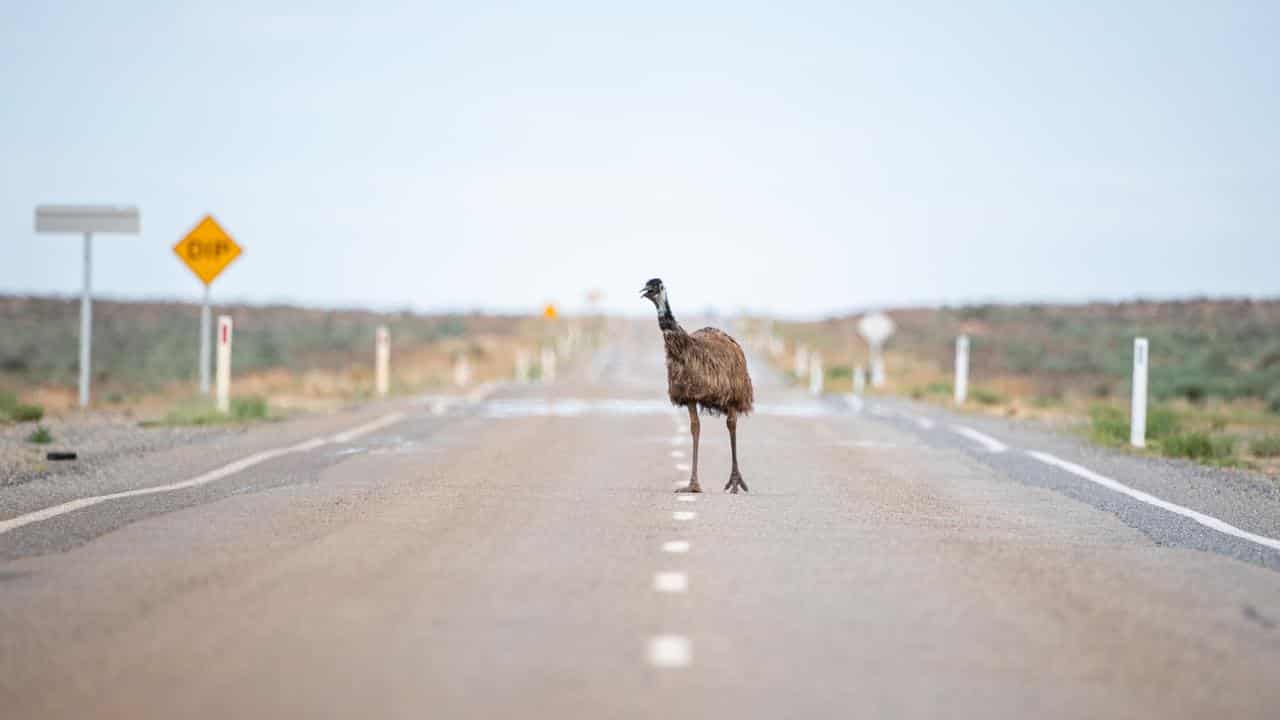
[640, 287, 650, 297]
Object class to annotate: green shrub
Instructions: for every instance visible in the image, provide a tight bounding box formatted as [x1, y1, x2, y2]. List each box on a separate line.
[231, 396, 269, 421]
[1160, 432, 1236, 461]
[1089, 405, 1129, 446]
[11, 403, 44, 422]
[1267, 386, 1280, 414]
[826, 365, 851, 380]
[1249, 436, 1280, 458]
[26, 425, 52, 444]
[0, 391, 15, 413]
[1145, 407, 1181, 440]
[154, 396, 271, 426]
[925, 381, 952, 396]
[971, 388, 1004, 406]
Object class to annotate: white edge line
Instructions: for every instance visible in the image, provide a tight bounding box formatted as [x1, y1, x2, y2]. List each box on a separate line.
[0, 412, 407, 536]
[1026, 450, 1280, 553]
[949, 425, 1009, 453]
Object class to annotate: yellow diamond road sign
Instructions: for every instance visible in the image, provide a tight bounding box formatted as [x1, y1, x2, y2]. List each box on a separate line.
[174, 214, 241, 285]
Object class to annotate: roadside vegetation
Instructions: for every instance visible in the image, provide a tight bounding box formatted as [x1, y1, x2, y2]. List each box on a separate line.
[26, 425, 53, 444]
[0, 391, 44, 423]
[765, 298, 1280, 477]
[148, 396, 274, 427]
[0, 296, 547, 419]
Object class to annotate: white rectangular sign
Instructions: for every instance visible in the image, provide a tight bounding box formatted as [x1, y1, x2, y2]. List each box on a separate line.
[36, 205, 140, 234]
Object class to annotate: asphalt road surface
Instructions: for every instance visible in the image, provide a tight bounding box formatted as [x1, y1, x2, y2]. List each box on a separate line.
[3, 320, 1280, 719]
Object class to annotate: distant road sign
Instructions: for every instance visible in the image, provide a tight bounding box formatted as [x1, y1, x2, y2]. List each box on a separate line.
[543, 304, 559, 320]
[857, 312, 896, 345]
[36, 205, 139, 234]
[174, 215, 242, 285]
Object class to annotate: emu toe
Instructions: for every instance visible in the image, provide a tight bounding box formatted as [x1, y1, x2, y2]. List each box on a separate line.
[725, 473, 749, 494]
[676, 482, 702, 494]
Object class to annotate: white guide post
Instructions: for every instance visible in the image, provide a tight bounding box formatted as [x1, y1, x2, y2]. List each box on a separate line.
[541, 347, 557, 383]
[794, 345, 809, 378]
[198, 284, 212, 395]
[808, 352, 824, 395]
[853, 366, 866, 394]
[453, 354, 472, 387]
[954, 335, 970, 405]
[375, 326, 390, 397]
[1131, 337, 1148, 448]
[216, 315, 233, 414]
[79, 233, 92, 408]
[515, 348, 531, 383]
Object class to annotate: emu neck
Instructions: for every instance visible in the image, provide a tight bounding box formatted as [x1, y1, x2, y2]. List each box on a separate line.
[654, 292, 681, 333]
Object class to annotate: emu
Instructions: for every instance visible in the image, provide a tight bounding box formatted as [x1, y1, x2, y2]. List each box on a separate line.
[641, 278, 753, 493]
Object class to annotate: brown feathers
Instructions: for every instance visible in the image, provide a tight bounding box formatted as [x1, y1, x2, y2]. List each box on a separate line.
[663, 326, 754, 416]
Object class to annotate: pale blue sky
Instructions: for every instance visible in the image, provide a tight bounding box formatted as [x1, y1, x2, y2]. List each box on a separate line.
[2, 1, 1277, 315]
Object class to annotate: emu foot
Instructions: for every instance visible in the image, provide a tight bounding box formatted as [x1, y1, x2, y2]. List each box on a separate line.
[675, 481, 702, 494]
[725, 472, 749, 494]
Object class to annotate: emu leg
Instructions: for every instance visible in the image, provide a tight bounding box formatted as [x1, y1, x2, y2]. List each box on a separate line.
[677, 404, 702, 493]
[725, 410, 748, 493]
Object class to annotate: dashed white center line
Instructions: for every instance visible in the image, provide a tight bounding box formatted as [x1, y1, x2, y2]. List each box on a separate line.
[916, 417, 935, 430]
[949, 425, 1009, 453]
[647, 635, 692, 668]
[662, 540, 691, 553]
[675, 463, 691, 472]
[670, 450, 685, 458]
[653, 571, 688, 593]
[673, 511, 697, 521]
[1027, 450, 1280, 552]
[676, 495, 697, 503]
[669, 437, 684, 446]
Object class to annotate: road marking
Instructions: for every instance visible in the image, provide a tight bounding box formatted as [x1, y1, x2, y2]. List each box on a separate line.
[670, 450, 684, 458]
[676, 495, 697, 503]
[673, 511, 697, 521]
[663, 540, 691, 553]
[675, 463, 691, 472]
[647, 635, 691, 668]
[916, 417, 935, 430]
[669, 437, 683, 446]
[949, 425, 1009, 453]
[1026, 450, 1280, 553]
[654, 571, 688, 593]
[0, 412, 407, 537]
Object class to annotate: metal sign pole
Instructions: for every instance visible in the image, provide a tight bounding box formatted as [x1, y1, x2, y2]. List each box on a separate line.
[199, 284, 212, 395]
[79, 232, 93, 408]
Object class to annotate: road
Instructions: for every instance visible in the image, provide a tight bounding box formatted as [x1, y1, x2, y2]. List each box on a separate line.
[2, 319, 1280, 718]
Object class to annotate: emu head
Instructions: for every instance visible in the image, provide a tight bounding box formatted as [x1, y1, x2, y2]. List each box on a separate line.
[640, 278, 665, 306]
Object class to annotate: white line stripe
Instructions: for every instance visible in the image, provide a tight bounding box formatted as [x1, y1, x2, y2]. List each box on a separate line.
[669, 437, 683, 446]
[0, 412, 407, 536]
[675, 463, 691, 472]
[673, 511, 697, 521]
[1026, 450, 1280, 553]
[654, 571, 688, 593]
[916, 417, 935, 430]
[949, 425, 1009, 453]
[662, 540, 690, 553]
[647, 635, 691, 667]
[676, 495, 697, 503]
[670, 450, 684, 458]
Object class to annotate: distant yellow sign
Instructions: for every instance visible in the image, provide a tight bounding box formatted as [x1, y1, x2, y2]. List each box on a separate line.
[174, 214, 241, 285]
[543, 304, 558, 320]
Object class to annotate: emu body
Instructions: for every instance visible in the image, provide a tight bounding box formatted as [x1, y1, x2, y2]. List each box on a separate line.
[642, 278, 752, 493]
